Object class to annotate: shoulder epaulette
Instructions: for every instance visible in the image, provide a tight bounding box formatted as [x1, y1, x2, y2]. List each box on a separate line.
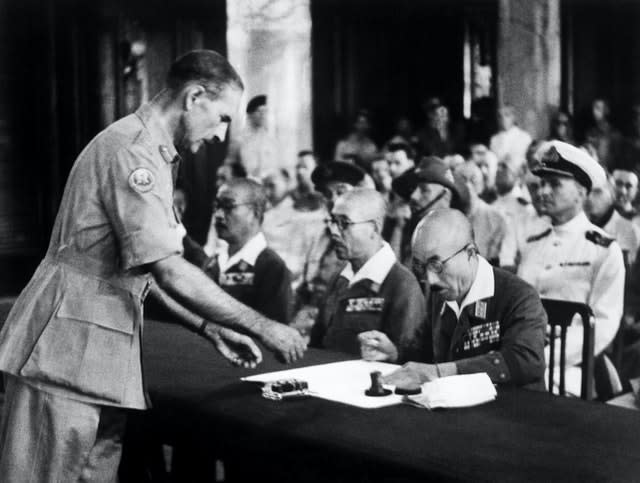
[585, 230, 614, 247]
[526, 228, 552, 243]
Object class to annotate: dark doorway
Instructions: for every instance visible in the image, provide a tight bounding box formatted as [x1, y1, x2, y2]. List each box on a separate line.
[311, 0, 498, 160]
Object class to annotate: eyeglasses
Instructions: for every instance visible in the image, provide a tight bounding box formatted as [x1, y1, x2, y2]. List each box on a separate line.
[413, 244, 470, 276]
[213, 200, 252, 214]
[325, 216, 374, 232]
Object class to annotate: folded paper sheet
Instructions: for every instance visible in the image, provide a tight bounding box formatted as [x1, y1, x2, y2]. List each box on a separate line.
[406, 373, 497, 409]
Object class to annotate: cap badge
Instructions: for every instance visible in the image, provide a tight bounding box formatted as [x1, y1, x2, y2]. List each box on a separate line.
[541, 145, 561, 165]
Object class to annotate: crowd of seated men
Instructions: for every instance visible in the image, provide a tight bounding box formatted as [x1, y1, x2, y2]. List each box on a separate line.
[161, 94, 640, 400]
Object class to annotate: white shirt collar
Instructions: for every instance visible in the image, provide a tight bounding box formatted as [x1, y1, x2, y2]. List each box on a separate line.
[217, 232, 267, 272]
[553, 211, 590, 234]
[445, 256, 495, 319]
[340, 242, 396, 287]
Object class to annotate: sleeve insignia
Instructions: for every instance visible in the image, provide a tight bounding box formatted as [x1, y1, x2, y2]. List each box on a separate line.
[128, 168, 155, 193]
[585, 230, 614, 247]
[345, 297, 384, 312]
[526, 228, 552, 243]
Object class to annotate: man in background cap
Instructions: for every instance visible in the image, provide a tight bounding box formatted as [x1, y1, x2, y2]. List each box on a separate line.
[390, 156, 468, 265]
[291, 161, 367, 338]
[611, 166, 640, 221]
[226, 94, 278, 178]
[518, 140, 625, 396]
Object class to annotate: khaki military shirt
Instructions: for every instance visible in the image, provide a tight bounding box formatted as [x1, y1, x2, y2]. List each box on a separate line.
[0, 103, 184, 409]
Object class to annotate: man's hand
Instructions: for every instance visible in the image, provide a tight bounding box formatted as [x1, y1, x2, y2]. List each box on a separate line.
[381, 362, 439, 387]
[259, 321, 307, 363]
[358, 330, 398, 362]
[290, 305, 319, 342]
[205, 324, 263, 368]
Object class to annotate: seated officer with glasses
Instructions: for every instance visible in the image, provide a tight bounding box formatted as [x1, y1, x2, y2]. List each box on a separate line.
[178, 178, 292, 323]
[309, 189, 425, 360]
[380, 208, 546, 389]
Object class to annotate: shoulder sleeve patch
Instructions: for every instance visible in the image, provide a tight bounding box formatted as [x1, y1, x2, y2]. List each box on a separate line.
[585, 230, 614, 247]
[526, 228, 552, 243]
[128, 168, 155, 193]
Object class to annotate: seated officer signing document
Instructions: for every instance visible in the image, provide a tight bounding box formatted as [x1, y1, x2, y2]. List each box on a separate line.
[377, 208, 547, 390]
[310, 189, 425, 361]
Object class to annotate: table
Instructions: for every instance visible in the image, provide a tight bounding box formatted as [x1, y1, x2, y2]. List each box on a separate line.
[135, 320, 640, 482]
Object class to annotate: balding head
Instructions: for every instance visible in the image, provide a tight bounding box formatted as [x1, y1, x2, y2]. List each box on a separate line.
[333, 188, 387, 234]
[411, 208, 477, 303]
[329, 189, 387, 265]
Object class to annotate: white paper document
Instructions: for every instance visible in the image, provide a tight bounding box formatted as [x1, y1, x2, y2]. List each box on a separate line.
[242, 360, 403, 408]
[405, 373, 497, 409]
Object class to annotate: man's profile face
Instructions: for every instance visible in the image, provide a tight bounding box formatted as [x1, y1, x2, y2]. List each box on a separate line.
[585, 185, 613, 219]
[409, 182, 447, 215]
[214, 184, 256, 245]
[495, 161, 516, 194]
[296, 155, 316, 188]
[371, 159, 392, 193]
[498, 108, 515, 130]
[538, 175, 583, 222]
[612, 170, 638, 208]
[329, 198, 371, 261]
[525, 174, 547, 215]
[182, 85, 242, 154]
[249, 105, 268, 129]
[412, 237, 471, 302]
[263, 173, 289, 206]
[323, 181, 354, 210]
[387, 150, 413, 179]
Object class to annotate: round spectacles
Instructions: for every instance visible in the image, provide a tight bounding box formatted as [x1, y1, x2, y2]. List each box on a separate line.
[413, 244, 470, 276]
[325, 216, 374, 232]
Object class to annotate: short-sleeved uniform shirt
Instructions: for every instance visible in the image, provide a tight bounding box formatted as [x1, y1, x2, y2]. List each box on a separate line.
[0, 103, 184, 409]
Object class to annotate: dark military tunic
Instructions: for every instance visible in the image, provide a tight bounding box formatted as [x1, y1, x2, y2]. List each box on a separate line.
[185, 232, 292, 324]
[311, 244, 425, 361]
[418, 257, 547, 390]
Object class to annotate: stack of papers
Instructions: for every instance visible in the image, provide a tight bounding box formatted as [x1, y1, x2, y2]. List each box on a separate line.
[405, 373, 497, 409]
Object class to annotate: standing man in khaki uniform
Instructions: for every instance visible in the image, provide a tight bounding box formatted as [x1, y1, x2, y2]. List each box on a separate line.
[0, 50, 306, 482]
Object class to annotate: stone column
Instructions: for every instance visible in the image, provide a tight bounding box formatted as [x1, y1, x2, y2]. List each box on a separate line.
[497, 0, 561, 140]
[227, 0, 312, 173]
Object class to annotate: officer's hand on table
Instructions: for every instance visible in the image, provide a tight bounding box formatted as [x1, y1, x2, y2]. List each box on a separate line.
[259, 321, 307, 363]
[358, 330, 398, 362]
[381, 362, 439, 387]
[205, 325, 263, 368]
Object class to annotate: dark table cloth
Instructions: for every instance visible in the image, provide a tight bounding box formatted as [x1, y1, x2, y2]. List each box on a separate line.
[132, 320, 640, 482]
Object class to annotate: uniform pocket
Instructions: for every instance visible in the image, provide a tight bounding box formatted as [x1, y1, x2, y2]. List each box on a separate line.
[20, 288, 137, 403]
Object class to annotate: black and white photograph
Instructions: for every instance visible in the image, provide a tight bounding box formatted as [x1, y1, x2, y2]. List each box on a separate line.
[0, 0, 639, 481]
